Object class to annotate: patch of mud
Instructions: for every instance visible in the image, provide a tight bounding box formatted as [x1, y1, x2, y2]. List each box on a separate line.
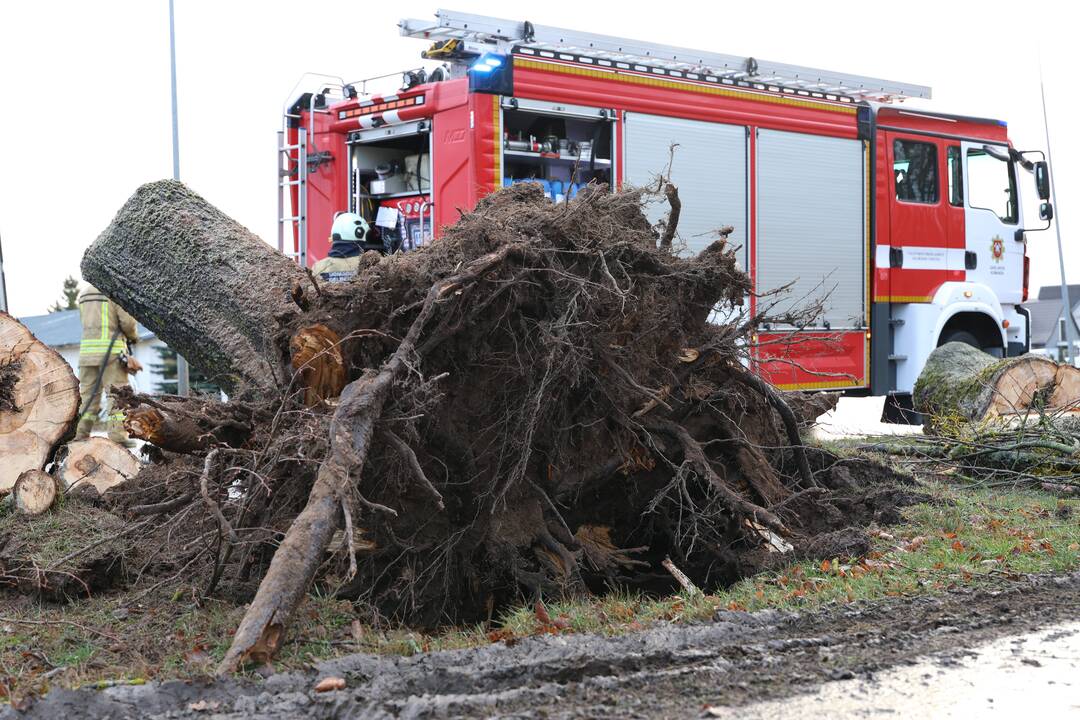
[11, 571, 1080, 719]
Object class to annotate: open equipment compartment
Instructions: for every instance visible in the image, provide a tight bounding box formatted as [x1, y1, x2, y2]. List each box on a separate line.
[348, 119, 433, 252]
[500, 98, 614, 202]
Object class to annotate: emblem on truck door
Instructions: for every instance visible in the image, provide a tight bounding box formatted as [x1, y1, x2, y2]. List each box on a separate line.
[990, 235, 1005, 262]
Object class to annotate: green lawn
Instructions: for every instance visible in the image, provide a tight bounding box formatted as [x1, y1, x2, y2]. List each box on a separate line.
[2, 477, 1078, 703]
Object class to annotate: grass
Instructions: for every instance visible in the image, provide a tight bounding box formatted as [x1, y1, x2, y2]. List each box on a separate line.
[2, 478, 1079, 703]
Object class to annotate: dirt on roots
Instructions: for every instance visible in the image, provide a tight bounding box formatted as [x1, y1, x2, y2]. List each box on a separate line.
[7, 184, 920, 632]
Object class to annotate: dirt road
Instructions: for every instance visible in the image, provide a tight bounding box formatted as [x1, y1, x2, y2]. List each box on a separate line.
[7, 571, 1080, 719]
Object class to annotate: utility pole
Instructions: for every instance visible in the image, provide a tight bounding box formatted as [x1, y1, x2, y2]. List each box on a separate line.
[1040, 64, 1078, 366]
[169, 0, 191, 395]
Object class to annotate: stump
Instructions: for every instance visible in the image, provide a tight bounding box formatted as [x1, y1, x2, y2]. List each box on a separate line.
[0, 313, 80, 494]
[914, 342, 1080, 429]
[59, 437, 141, 498]
[12, 469, 58, 516]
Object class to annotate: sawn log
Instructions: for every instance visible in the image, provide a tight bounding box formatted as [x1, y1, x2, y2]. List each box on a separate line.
[914, 342, 1080, 429]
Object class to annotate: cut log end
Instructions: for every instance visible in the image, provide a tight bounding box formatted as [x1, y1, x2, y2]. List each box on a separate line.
[0, 312, 80, 494]
[13, 469, 58, 516]
[915, 343, 1080, 429]
[59, 437, 142, 498]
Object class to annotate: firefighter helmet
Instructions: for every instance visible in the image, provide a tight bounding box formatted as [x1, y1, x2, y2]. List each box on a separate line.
[330, 213, 370, 243]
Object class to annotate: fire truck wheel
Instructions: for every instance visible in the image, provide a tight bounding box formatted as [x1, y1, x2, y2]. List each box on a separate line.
[939, 329, 981, 350]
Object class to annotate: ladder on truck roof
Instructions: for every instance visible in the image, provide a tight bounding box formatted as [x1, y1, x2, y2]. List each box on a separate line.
[400, 9, 931, 103]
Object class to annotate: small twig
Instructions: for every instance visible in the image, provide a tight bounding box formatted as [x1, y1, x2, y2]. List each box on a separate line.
[659, 183, 681, 251]
[661, 557, 701, 596]
[0, 616, 122, 644]
[382, 430, 445, 510]
[341, 495, 359, 581]
[129, 491, 196, 516]
[201, 448, 238, 545]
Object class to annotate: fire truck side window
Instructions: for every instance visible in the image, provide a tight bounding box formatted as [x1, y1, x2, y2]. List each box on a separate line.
[947, 146, 963, 207]
[893, 140, 938, 204]
[967, 148, 1018, 224]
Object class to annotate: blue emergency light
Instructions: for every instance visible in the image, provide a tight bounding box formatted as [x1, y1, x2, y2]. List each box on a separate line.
[468, 53, 513, 95]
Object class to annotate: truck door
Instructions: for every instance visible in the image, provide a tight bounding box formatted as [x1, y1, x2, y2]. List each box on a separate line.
[753, 129, 868, 390]
[961, 141, 1023, 305]
[884, 133, 949, 301]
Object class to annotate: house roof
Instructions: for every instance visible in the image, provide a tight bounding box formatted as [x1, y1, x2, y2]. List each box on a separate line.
[18, 309, 155, 348]
[1025, 285, 1080, 349]
[1027, 300, 1065, 348]
[1036, 284, 1080, 303]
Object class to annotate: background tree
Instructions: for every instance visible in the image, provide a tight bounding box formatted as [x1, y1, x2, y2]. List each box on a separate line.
[151, 345, 219, 395]
[47, 275, 80, 313]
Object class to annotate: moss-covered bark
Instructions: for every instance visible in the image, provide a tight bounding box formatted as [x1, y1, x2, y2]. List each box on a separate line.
[915, 342, 1067, 431]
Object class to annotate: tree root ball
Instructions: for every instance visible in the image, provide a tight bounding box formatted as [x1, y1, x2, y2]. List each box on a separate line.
[83, 180, 919, 670]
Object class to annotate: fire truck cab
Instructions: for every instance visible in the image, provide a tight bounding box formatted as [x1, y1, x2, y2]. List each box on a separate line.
[280, 10, 1053, 420]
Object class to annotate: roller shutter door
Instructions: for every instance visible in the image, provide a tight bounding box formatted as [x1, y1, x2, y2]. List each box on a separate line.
[624, 113, 747, 263]
[756, 130, 866, 328]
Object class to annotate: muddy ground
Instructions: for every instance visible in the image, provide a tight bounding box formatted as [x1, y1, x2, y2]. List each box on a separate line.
[6, 569, 1079, 719]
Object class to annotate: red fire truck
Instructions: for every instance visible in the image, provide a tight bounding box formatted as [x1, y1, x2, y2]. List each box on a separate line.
[280, 10, 1054, 420]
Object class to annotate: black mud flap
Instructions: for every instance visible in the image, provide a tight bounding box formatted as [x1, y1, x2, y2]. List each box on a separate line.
[881, 392, 923, 425]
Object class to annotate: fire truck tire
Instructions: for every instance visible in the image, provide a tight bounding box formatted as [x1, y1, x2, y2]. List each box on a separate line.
[938, 329, 980, 349]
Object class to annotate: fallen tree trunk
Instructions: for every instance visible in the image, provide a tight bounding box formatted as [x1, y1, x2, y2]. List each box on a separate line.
[80, 180, 314, 395]
[914, 342, 1080, 430]
[12, 469, 58, 516]
[0, 313, 80, 494]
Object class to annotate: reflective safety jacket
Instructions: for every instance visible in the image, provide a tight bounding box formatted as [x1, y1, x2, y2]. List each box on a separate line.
[78, 286, 139, 366]
[311, 255, 361, 284]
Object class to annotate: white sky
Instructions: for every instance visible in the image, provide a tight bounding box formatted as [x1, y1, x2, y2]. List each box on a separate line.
[1, 0, 1077, 316]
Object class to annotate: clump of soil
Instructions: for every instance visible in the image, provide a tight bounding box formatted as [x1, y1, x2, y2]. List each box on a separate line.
[0, 357, 21, 412]
[0, 500, 129, 600]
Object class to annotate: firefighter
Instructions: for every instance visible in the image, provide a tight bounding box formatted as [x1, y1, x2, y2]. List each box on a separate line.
[311, 212, 376, 283]
[75, 285, 142, 444]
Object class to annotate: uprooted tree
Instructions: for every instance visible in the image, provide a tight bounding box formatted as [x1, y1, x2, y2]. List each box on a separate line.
[81, 179, 907, 674]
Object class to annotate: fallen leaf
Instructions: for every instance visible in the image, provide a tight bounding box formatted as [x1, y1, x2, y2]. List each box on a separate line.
[820, 559, 831, 573]
[1068, 543, 1080, 552]
[951, 540, 964, 552]
[678, 348, 700, 363]
[534, 600, 553, 626]
[187, 700, 221, 712]
[314, 677, 346, 693]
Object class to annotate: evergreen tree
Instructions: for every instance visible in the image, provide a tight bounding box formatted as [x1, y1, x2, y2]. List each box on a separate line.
[151, 346, 220, 396]
[48, 275, 80, 313]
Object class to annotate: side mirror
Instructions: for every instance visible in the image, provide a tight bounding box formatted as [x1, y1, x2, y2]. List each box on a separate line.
[1040, 202, 1054, 222]
[1035, 161, 1051, 200]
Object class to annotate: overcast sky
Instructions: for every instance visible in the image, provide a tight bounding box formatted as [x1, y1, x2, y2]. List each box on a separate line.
[1, 0, 1076, 316]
